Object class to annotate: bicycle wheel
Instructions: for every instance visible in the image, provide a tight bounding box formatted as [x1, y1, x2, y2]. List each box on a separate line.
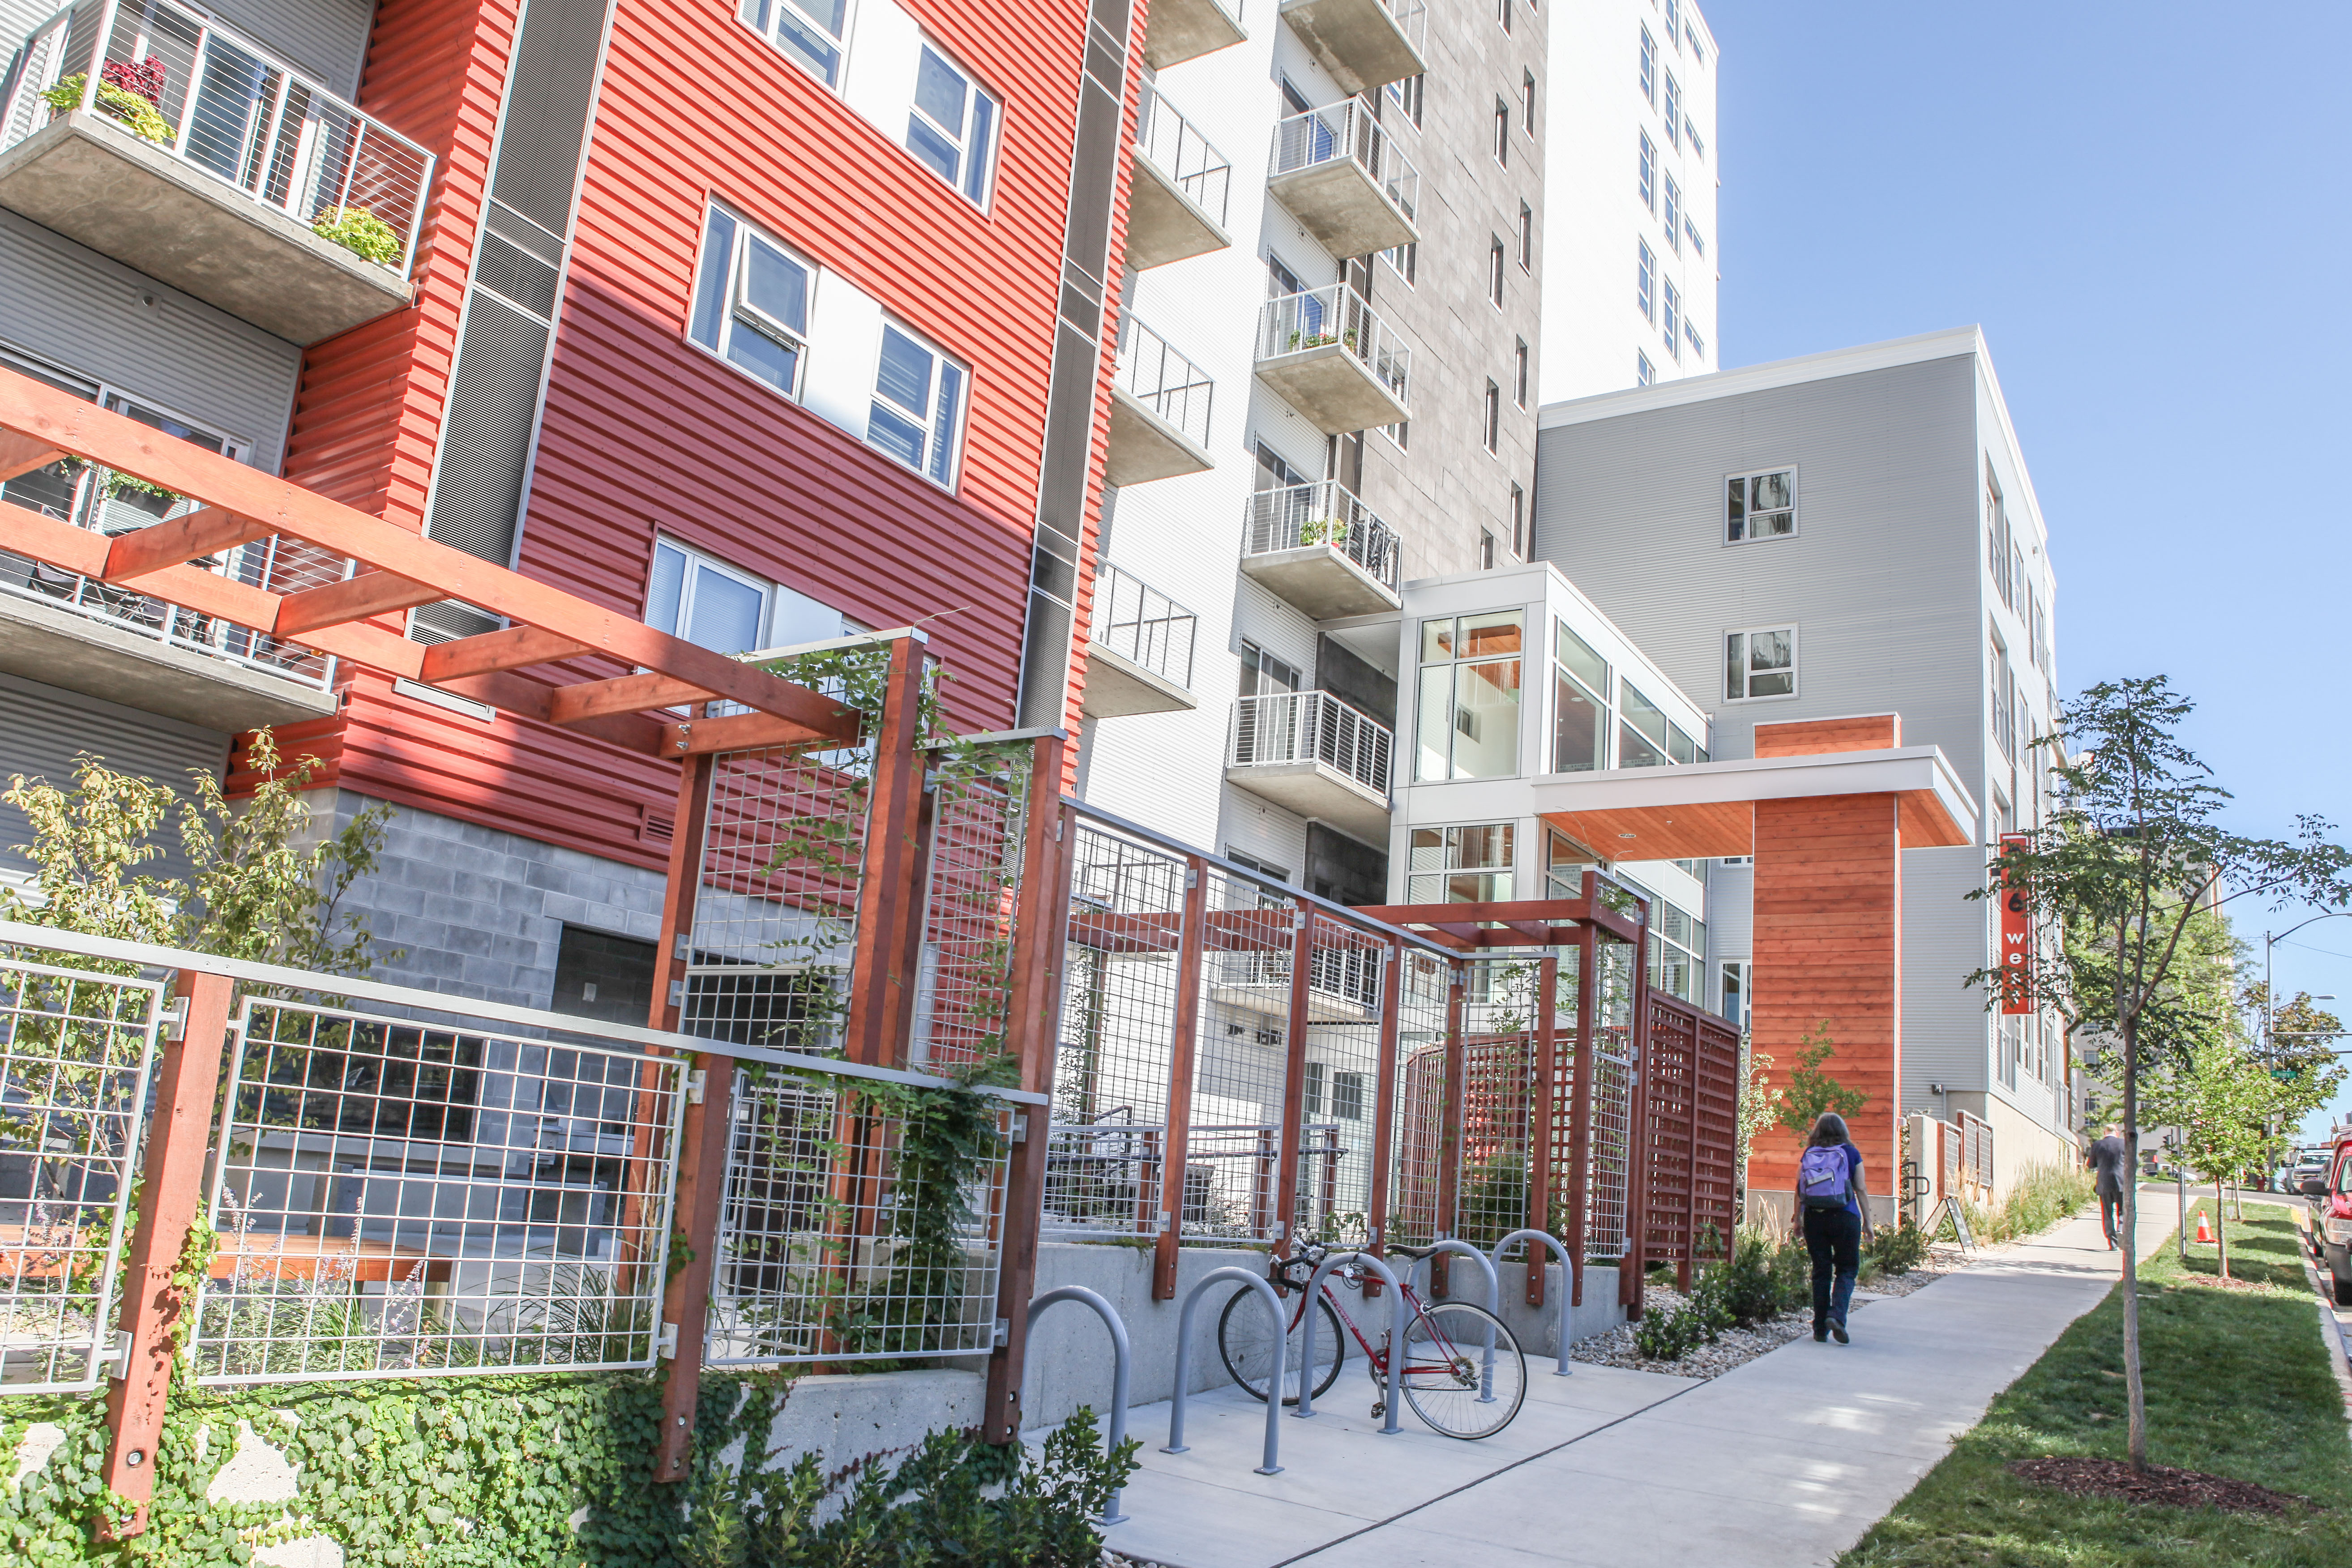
[1218, 1286, 1344, 1406]
[1398, 1301, 1526, 1440]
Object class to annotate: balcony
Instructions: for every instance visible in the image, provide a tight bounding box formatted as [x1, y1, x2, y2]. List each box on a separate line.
[1108, 317, 1214, 485]
[1226, 689, 1392, 841]
[1266, 98, 1417, 259]
[1082, 564, 1197, 718]
[1279, 0, 1427, 95]
[1143, 0, 1246, 69]
[0, 0, 432, 344]
[1239, 481, 1400, 618]
[1126, 85, 1231, 270]
[0, 455, 344, 730]
[1253, 286, 1409, 435]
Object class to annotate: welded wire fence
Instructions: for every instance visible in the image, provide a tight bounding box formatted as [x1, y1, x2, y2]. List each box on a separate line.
[1191, 866, 1296, 1244]
[188, 998, 685, 1383]
[0, 957, 160, 1394]
[912, 742, 1032, 1070]
[1295, 915, 1382, 1245]
[704, 1064, 1014, 1366]
[1385, 950, 1450, 1249]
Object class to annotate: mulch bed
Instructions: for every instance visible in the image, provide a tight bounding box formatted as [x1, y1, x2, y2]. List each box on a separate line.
[2008, 1457, 2320, 1515]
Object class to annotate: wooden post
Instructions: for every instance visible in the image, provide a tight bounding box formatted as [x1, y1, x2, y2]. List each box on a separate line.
[1432, 965, 1467, 1298]
[1566, 923, 1597, 1307]
[1363, 941, 1404, 1298]
[101, 969, 236, 1535]
[1153, 857, 1209, 1299]
[983, 735, 1070, 1443]
[845, 635, 931, 1068]
[1271, 902, 1315, 1258]
[1527, 954, 1559, 1309]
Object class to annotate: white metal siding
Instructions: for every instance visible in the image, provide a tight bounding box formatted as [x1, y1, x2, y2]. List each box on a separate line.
[0, 671, 229, 883]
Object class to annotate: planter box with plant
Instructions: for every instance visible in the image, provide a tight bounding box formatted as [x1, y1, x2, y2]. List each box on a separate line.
[312, 205, 403, 266]
[42, 57, 174, 146]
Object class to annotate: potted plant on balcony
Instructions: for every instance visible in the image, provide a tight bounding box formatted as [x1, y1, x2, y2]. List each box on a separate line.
[312, 205, 403, 266]
[42, 57, 174, 145]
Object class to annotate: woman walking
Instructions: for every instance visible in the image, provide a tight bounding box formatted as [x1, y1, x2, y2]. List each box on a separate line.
[1795, 1112, 1872, 1343]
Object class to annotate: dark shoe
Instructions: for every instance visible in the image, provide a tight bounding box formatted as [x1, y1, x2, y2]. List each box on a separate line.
[1813, 1329, 1829, 1342]
[1831, 1321, 1850, 1345]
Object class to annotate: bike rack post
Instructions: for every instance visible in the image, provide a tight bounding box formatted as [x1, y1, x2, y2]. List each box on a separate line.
[1026, 1285, 1134, 1524]
[1166, 1266, 1285, 1475]
[1411, 1241, 1502, 1403]
[1490, 1229, 1576, 1377]
[1294, 1250, 1407, 1434]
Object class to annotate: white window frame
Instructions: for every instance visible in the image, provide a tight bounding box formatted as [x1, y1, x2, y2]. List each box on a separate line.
[1637, 239, 1655, 321]
[1639, 24, 1656, 103]
[1685, 317, 1705, 362]
[1724, 466, 1798, 544]
[1661, 278, 1680, 358]
[1684, 213, 1705, 257]
[739, 0, 856, 88]
[1663, 71, 1680, 148]
[1724, 624, 1799, 703]
[1636, 350, 1654, 386]
[1381, 240, 1419, 285]
[1663, 173, 1680, 250]
[687, 203, 815, 402]
[866, 317, 971, 488]
[904, 41, 1000, 209]
[645, 535, 776, 653]
[1493, 97, 1510, 166]
[1638, 130, 1656, 211]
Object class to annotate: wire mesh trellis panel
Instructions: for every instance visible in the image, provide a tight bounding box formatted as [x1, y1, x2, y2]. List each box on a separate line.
[1578, 939, 1639, 1263]
[0, 957, 161, 1394]
[704, 1066, 1014, 1366]
[1049, 823, 1186, 1241]
[1441, 957, 1531, 1250]
[912, 743, 1034, 1071]
[1187, 866, 1297, 1245]
[189, 999, 684, 1383]
[1291, 915, 1384, 1246]
[1386, 950, 1451, 1248]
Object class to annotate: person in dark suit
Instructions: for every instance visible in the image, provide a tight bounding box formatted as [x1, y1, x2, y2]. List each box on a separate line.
[2087, 1123, 2129, 1250]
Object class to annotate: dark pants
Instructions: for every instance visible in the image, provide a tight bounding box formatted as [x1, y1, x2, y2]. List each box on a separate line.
[1802, 1205, 1861, 1329]
[2098, 1186, 2122, 1248]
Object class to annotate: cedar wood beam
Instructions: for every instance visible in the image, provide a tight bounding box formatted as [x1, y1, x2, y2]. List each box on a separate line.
[272, 571, 443, 636]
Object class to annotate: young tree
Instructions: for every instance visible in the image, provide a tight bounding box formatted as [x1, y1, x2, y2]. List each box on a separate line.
[1770, 1022, 1868, 1139]
[1974, 676, 2352, 1472]
[2141, 1037, 2290, 1278]
[1734, 1044, 1782, 1205]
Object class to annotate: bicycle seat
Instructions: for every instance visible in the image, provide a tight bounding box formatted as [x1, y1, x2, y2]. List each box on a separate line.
[1384, 1243, 1440, 1260]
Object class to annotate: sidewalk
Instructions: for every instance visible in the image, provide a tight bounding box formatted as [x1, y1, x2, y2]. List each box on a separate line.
[1100, 1200, 2173, 1568]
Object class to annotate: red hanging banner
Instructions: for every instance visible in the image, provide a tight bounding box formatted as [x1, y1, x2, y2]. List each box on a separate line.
[1997, 831, 2033, 1015]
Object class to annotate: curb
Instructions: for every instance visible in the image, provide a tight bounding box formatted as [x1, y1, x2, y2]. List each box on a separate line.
[2290, 1209, 2352, 1428]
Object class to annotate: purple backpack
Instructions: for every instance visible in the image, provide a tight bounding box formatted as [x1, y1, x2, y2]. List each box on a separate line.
[1798, 1144, 1852, 1206]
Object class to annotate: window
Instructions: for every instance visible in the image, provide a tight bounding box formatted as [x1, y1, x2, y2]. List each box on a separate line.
[1510, 482, 1526, 556]
[1986, 465, 2013, 607]
[1514, 339, 1529, 406]
[1665, 0, 1679, 42]
[1685, 317, 1705, 361]
[1386, 73, 1425, 125]
[1661, 278, 1680, 357]
[1646, 895, 1704, 1002]
[1990, 639, 2014, 761]
[1639, 25, 1656, 103]
[1636, 351, 1654, 386]
[1637, 239, 1655, 320]
[743, 0, 850, 86]
[868, 324, 967, 485]
[0, 343, 252, 537]
[1489, 237, 1506, 307]
[1686, 24, 1704, 66]
[1224, 846, 1291, 883]
[1416, 612, 1523, 780]
[1663, 174, 1680, 250]
[1483, 380, 1501, 452]
[1522, 69, 1536, 134]
[1493, 98, 1510, 166]
[2031, 592, 2051, 674]
[1240, 640, 1300, 696]
[1381, 241, 1418, 284]
[1407, 823, 1515, 904]
[1684, 213, 1705, 257]
[1496, 0, 1510, 30]
[1719, 960, 1748, 1030]
[1618, 679, 1672, 768]
[1553, 619, 1610, 773]
[1663, 72, 1680, 148]
[1545, 831, 1593, 899]
[1687, 119, 1705, 161]
[1332, 1070, 1365, 1120]
[646, 538, 773, 654]
[1724, 626, 1797, 701]
[1381, 418, 1409, 449]
[689, 208, 811, 398]
[1638, 131, 1656, 210]
[906, 45, 998, 205]
[1725, 468, 1796, 542]
[1518, 201, 1534, 269]
[1479, 529, 1497, 570]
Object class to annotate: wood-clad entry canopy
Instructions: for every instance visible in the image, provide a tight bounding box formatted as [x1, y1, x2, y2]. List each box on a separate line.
[0, 366, 859, 756]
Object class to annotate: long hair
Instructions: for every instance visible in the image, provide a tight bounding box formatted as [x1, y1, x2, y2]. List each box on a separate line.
[1809, 1112, 1851, 1148]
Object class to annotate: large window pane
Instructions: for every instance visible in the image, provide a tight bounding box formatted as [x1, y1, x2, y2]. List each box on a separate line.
[1415, 665, 1453, 781]
[688, 569, 766, 654]
[1553, 671, 1603, 772]
[1555, 619, 1608, 696]
[1449, 659, 1521, 778]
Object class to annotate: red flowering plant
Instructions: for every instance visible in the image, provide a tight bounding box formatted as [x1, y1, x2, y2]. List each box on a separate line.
[101, 56, 166, 104]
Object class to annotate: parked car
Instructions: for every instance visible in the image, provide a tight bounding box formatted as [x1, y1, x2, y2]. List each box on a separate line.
[2318, 1138, 2352, 1307]
[2294, 1148, 2334, 1196]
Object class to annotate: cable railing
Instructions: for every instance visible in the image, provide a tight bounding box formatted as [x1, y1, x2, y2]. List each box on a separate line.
[1269, 95, 1418, 224]
[1241, 480, 1400, 590]
[1090, 562, 1197, 690]
[1255, 286, 1411, 409]
[1, 0, 435, 275]
[1135, 82, 1231, 227]
[1227, 689, 1393, 799]
[1115, 316, 1215, 451]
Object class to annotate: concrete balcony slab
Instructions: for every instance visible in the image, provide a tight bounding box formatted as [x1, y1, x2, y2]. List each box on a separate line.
[1107, 386, 1215, 486]
[0, 112, 413, 346]
[1126, 156, 1232, 271]
[1252, 342, 1408, 435]
[1266, 154, 1416, 259]
[1144, 0, 1247, 68]
[1223, 757, 1390, 842]
[0, 586, 338, 732]
[1238, 544, 1399, 620]
[1279, 0, 1428, 95]
[1082, 642, 1197, 718]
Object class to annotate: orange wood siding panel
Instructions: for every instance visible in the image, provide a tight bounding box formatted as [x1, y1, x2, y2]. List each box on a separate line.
[1754, 714, 1902, 758]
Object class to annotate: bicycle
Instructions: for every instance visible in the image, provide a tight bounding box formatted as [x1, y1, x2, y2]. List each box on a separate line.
[1216, 1239, 1527, 1440]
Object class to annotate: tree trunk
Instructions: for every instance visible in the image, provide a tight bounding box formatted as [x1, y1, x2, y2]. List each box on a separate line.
[2214, 1176, 2231, 1280]
[2121, 1020, 2148, 1473]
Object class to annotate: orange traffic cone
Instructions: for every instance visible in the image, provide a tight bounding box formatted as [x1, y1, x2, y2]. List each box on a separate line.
[2194, 1212, 2216, 1245]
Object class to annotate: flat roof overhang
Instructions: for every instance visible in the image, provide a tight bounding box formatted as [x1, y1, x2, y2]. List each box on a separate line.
[1531, 745, 1980, 861]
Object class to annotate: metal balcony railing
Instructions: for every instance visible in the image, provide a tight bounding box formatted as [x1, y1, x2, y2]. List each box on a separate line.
[1241, 480, 1400, 590]
[1255, 286, 1411, 406]
[1228, 689, 1392, 797]
[1115, 316, 1215, 451]
[1269, 95, 1418, 224]
[2, 0, 435, 274]
[1136, 82, 1231, 227]
[1090, 562, 1197, 690]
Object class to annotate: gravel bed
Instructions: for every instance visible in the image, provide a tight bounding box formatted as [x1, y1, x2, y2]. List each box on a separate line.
[1568, 1257, 1963, 1378]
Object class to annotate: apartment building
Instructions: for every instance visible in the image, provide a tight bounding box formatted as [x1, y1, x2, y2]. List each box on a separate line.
[1532, 329, 2073, 1186]
[1541, 0, 1716, 400]
[0, 0, 1138, 1006]
[1078, 0, 1547, 910]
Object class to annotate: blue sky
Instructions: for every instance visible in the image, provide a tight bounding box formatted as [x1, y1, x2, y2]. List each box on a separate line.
[1704, 2, 2352, 1140]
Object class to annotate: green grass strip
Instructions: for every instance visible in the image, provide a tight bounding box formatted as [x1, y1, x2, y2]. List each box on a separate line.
[1841, 1204, 2352, 1566]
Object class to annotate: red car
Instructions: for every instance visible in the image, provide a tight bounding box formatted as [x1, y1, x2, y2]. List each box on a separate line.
[2318, 1136, 2352, 1306]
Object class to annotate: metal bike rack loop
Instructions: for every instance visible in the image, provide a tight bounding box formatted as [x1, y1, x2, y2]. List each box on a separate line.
[1407, 1240, 1503, 1404]
[1165, 1266, 1287, 1475]
[1293, 1249, 1407, 1432]
[1489, 1229, 1577, 1377]
[1026, 1285, 1134, 1523]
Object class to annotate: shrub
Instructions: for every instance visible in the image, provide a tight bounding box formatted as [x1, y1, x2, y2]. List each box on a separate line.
[1941, 1161, 2096, 1247]
[1719, 1226, 1808, 1326]
[43, 73, 174, 143]
[1632, 1263, 1733, 1361]
[1865, 1217, 1931, 1276]
[313, 205, 403, 265]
